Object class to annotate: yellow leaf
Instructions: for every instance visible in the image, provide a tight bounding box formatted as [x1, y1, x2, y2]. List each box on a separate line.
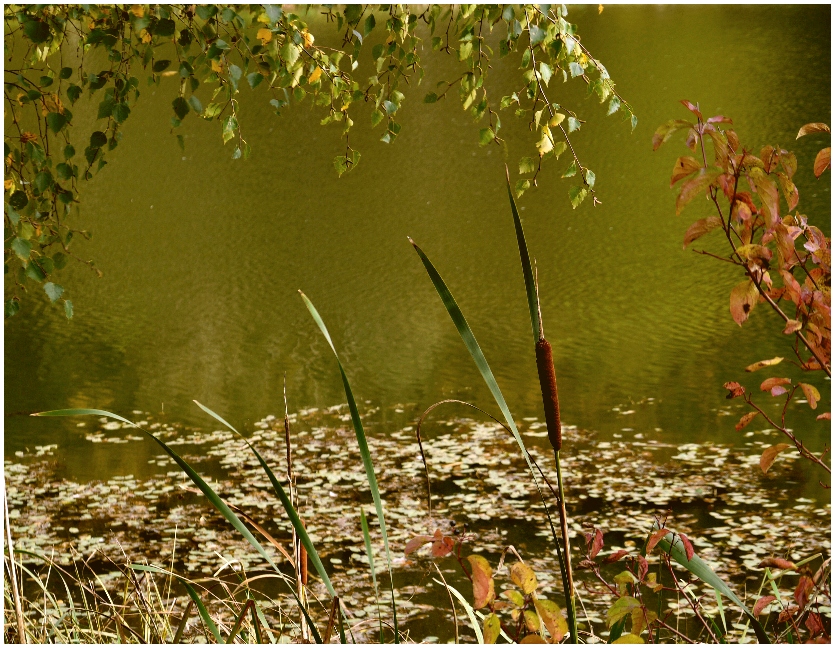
[308, 66, 322, 84]
[549, 112, 565, 128]
[5, 178, 14, 191]
[599, 4, 604, 14]
[140, 29, 151, 44]
[483, 613, 501, 644]
[211, 59, 223, 73]
[467, 555, 495, 609]
[257, 28, 273, 45]
[303, 30, 315, 48]
[161, 70, 177, 78]
[613, 634, 645, 644]
[537, 126, 554, 156]
[130, 5, 144, 18]
[760, 443, 791, 474]
[745, 357, 784, 372]
[510, 561, 538, 595]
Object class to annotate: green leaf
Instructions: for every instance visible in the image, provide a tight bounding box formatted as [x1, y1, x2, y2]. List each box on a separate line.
[424, 92, 438, 104]
[458, 41, 473, 61]
[112, 103, 131, 123]
[5, 299, 20, 319]
[46, 112, 67, 133]
[519, 157, 537, 174]
[23, 20, 51, 44]
[152, 60, 171, 73]
[569, 62, 584, 78]
[360, 509, 384, 642]
[299, 292, 399, 642]
[63, 300, 73, 319]
[34, 170, 53, 193]
[188, 95, 203, 113]
[25, 260, 47, 282]
[585, 169, 596, 189]
[172, 97, 190, 120]
[89, 131, 107, 148]
[539, 62, 552, 86]
[371, 109, 385, 127]
[567, 117, 581, 133]
[247, 72, 263, 89]
[44, 282, 64, 302]
[66, 84, 81, 104]
[529, 24, 546, 47]
[479, 128, 495, 146]
[10, 191, 28, 210]
[364, 14, 376, 37]
[59, 67, 73, 80]
[11, 238, 31, 261]
[649, 525, 770, 643]
[562, 161, 577, 178]
[569, 185, 587, 209]
[222, 115, 238, 144]
[608, 96, 621, 116]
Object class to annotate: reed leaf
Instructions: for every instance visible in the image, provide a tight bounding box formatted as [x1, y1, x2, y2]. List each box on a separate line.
[33, 408, 324, 643]
[361, 508, 384, 643]
[650, 527, 770, 643]
[505, 166, 541, 344]
[300, 290, 399, 641]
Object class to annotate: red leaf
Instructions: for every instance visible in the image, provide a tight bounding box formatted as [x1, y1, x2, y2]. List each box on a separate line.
[813, 147, 830, 178]
[431, 534, 455, 557]
[798, 383, 820, 410]
[753, 595, 776, 617]
[683, 216, 723, 249]
[730, 280, 759, 325]
[723, 381, 745, 399]
[776, 172, 799, 211]
[760, 443, 792, 474]
[758, 557, 797, 571]
[676, 169, 720, 215]
[735, 411, 758, 431]
[670, 156, 702, 186]
[636, 555, 649, 581]
[603, 549, 629, 564]
[679, 533, 695, 562]
[794, 575, 814, 608]
[467, 555, 495, 609]
[707, 115, 732, 124]
[680, 99, 703, 120]
[805, 611, 825, 638]
[760, 377, 791, 392]
[816, 412, 830, 421]
[590, 528, 604, 559]
[652, 119, 692, 151]
[646, 528, 671, 554]
[796, 122, 830, 139]
[405, 535, 433, 555]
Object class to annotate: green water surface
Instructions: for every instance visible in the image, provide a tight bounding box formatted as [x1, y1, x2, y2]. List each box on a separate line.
[5, 5, 831, 485]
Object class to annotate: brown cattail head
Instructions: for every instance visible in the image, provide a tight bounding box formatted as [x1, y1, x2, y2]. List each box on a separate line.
[535, 337, 562, 451]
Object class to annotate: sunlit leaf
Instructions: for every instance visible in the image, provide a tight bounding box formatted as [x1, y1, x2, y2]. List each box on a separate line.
[533, 598, 566, 642]
[798, 383, 820, 409]
[760, 376, 791, 392]
[783, 319, 802, 334]
[670, 155, 701, 186]
[467, 555, 495, 609]
[510, 562, 538, 595]
[735, 411, 758, 431]
[613, 633, 645, 644]
[729, 280, 759, 325]
[813, 147, 830, 177]
[753, 595, 777, 617]
[483, 613, 501, 644]
[760, 443, 792, 474]
[607, 596, 640, 627]
[745, 357, 784, 372]
[796, 122, 830, 138]
[758, 557, 796, 571]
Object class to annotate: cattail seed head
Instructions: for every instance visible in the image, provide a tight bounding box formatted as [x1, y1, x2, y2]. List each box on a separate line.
[535, 337, 562, 451]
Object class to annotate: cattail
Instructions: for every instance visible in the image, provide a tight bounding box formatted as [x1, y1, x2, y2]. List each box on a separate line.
[535, 337, 562, 451]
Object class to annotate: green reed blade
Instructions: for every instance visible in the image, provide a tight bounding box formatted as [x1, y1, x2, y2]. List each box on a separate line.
[409, 240, 539, 480]
[651, 527, 770, 644]
[192, 402, 336, 600]
[34, 408, 323, 643]
[361, 509, 384, 643]
[505, 168, 541, 344]
[300, 291, 399, 642]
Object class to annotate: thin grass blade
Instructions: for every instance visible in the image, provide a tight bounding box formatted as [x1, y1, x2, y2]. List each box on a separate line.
[300, 290, 399, 641]
[651, 527, 770, 643]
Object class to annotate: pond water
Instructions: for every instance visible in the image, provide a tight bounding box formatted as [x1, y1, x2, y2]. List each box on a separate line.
[5, 5, 831, 494]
